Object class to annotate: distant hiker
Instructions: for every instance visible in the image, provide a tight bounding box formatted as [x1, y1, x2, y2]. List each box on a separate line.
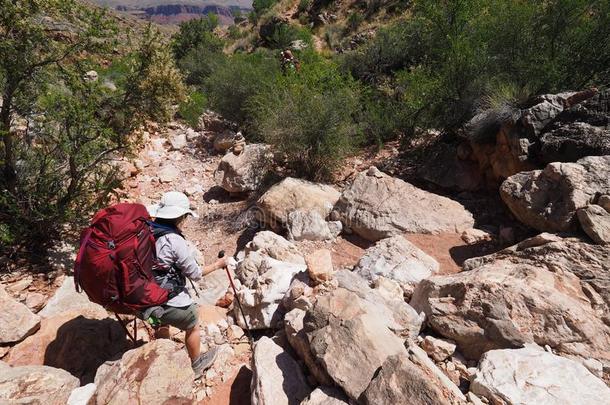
[280, 49, 300, 74]
[145, 191, 234, 379]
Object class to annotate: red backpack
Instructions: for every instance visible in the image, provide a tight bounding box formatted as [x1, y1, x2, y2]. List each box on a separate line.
[74, 203, 169, 314]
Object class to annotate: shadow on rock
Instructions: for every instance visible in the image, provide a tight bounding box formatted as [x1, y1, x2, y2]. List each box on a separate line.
[230, 365, 253, 405]
[43, 316, 129, 384]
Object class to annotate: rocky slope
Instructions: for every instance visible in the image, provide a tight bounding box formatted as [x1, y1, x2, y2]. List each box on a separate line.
[1, 98, 610, 404]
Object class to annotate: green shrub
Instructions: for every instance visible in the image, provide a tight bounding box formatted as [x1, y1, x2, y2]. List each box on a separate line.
[249, 60, 361, 180]
[253, 0, 277, 16]
[203, 51, 280, 130]
[179, 91, 208, 128]
[298, 0, 310, 14]
[346, 12, 364, 32]
[172, 15, 220, 60]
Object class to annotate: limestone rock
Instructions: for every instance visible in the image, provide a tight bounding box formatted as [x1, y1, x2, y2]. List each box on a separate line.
[213, 130, 239, 152]
[257, 178, 340, 230]
[373, 277, 404, 301]
[215, 144, 272, 193]
[421, 336, 456, 362]
[336, 269, 423, 340]
[284, 308, 332, 386]
[461, 228, 493, 245]
[300, 387, 349, 405]
[462, 234, 610, 310]
[334, 168, 474, 241]
[6, 312, 128, 384]
[578, 204, 610, 244]
[93, 339, 194, 404]
[25, 292, 46, 312]
[0, 363, 80, 405]
[168, 133, 187, 150]
[411, 261, 610, 364]
[68, 383, 96, 405]
[353, 235, 439, 291]
[305, 249, 334, 284]
[0, 286, 40, 344]
[157, 165, 180, 183]
[251, 336, 311, 405]
[39, 276, 107, 319]
[361, 354, 457, 405]
[471, 346, 610, 405]
[246, 231, 305, 265]
[287, 210, 338, 241]
[304, 298, 408, 401]
[234, 251, 307, 329]
[500, 156, 610, 232]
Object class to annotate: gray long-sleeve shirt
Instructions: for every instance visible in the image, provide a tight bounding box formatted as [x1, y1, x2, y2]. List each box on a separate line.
[155, 233, 202, 307]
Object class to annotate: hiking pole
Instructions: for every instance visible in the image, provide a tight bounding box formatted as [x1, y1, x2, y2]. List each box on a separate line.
[218, 250, 254, 347]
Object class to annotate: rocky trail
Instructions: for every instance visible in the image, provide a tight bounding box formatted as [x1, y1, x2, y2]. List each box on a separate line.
[2, 90, 610, 405]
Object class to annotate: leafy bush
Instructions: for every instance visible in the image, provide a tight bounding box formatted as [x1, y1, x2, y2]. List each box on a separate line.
[0, 6, 185, 249]
[253, 0, 278, 17]
[203, 51, 280, 130]
[298, 0, 310, 14]
[179, 91, 208, 128]
[172, 15, 220, 60]
[341, 0, 610, 133]
[249, 59, 361, 180]
[346, 12, 364, 32]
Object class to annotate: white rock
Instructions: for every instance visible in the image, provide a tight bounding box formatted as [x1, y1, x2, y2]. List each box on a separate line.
[287, 210, 335, 241]
[39, 276, 107, 319]
[251, 336, 311, 405]
[67, 383, 96, 405]
[471, 347, 610, 405]
[0, 286, 40, 344]
[158, 165, 180, 183]
[421, 336, 457, 362]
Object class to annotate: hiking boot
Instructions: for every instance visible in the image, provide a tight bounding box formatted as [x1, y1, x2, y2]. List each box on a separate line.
[192, 347, 218, 380]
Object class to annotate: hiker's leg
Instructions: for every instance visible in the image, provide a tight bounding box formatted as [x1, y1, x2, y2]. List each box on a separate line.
[185, 324, 201, 361]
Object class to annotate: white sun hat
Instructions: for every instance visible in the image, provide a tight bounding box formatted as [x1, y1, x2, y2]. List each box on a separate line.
[147, 191, 199, 219]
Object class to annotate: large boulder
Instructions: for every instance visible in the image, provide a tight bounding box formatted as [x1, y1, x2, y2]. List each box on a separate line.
[39, 276, 107, 319]
[417, 141, 483, 191]
[251, 336, 311, 405]
[411, 261, 610, 364]
[287, 210, 341, 241]
[335, 269, 423, 340]
[0, 362, 79, 405]
[303, 291, 409, 401]
[93, 339, 194, 405]
[6, 312, 129, 384]
[213, 130, 240, 152]
[334, 167, 474, 241]
[463, 234, 610, 309]
[361, 354, 458, 405]
[215, 144, 272, 193]
[256, 178, 340, 230]
[301, 387, 349, 405]
[234, 250, 307, 329]
[0, 286, 40, 344]
[245, 231, 305, 265]
[540, 122, 610, 163]
[353, 235, 439, 291]
[577, 204, 610, 244]
[471, 346, 610, 405]
[500, 155, 610, 232]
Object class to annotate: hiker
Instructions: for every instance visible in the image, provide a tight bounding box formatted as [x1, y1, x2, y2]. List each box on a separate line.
[280, 49, 300, 74]
[145, 191, 234, 379]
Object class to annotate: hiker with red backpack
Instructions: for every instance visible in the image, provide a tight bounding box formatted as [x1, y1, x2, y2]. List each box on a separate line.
[75, 191, 233, 379]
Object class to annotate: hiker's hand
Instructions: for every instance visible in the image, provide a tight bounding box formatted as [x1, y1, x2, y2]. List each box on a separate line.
[226, 257, 237, 271]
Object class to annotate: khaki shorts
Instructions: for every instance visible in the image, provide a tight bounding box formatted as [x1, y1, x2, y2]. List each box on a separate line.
[159, 303, 198, 330]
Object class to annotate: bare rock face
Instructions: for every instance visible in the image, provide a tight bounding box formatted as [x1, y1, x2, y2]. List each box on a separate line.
[39, 276, 107, 319]
[463, 234, 610, 309]
[540, 122, 610, 163]
[301, 386, 349, 405]
[234, 250, 307, 329]
[500, 156, 610, 232]
[304, 294, 408, 401]
[421, 336, 456, 362]
[334, 167, 474, 241]
[0, 362, 79, 405]
[361, 354, 457, 405]
[215, 144, 272, 193]
[0, 286, 40, 344]
[353, 235, 439, 291]
[411, 261, 610, 365]
[213, 130, 240, 152]
[251, 336, 311, 405]
[471, 347, 610, 405]
[93, 339, 194, 405]
[256, 178, 340, 231]
[305, 249, 334, 285]
[287, 210, 341, 241]
[577, 204, 610, 244]
[6, 311, 129, 384]
[246, 231, 305, 265]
